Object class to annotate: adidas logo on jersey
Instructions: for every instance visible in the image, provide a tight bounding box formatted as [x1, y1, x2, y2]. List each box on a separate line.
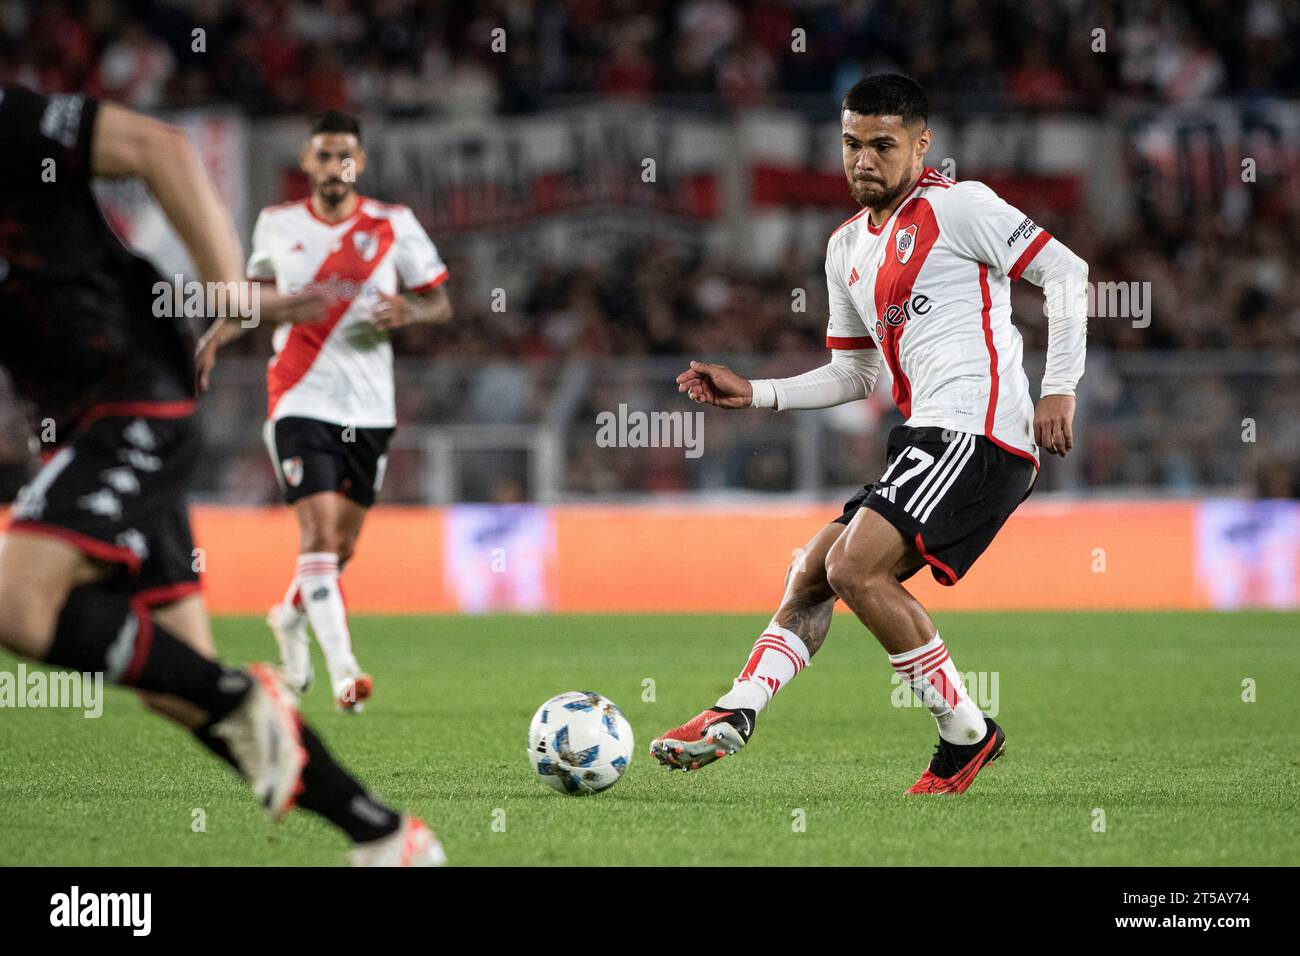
[847, 266, 860, 286]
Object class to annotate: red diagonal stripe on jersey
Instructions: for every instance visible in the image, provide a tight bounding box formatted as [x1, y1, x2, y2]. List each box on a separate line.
[267, 215, 396, 417]
[873, 199, 940, 418]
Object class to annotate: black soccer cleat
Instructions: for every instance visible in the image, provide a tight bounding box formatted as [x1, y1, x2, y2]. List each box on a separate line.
[906, 715, 1006, 794]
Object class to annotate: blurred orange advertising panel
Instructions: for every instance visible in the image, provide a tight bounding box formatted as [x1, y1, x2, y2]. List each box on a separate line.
[182, 500, 1213, 614]
[549, 500, 1208, 613]
[10, 500, 1296, 614]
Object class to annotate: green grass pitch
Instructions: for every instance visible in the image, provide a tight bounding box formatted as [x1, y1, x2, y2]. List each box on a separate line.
[1, 611, 1296, 866]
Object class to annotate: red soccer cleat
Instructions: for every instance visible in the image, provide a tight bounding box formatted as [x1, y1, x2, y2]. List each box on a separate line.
[907, 716, 1006, 795]
[649, 706, 756, 772]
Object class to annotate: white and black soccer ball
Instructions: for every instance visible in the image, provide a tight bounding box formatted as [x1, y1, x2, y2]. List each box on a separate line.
[528, 691, 634, 795]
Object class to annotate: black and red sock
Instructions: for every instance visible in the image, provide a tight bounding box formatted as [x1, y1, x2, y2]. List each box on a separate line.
[45, 585, 250, 721]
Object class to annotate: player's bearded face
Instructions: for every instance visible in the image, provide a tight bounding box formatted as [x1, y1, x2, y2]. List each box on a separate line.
[302, 133, 365, 208]
[842, 112, 928, 211]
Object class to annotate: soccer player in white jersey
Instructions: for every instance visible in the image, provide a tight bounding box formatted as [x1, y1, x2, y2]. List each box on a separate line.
[198, 111, 452, 712]
[651, 75, 1088, 794]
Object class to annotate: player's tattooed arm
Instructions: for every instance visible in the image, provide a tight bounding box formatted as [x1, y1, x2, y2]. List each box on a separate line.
[372, 287, 453, 331]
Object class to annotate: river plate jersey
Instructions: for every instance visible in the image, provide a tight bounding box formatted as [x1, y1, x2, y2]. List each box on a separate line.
[825, 166, 1053, 465]
[247, 196, 448, 428]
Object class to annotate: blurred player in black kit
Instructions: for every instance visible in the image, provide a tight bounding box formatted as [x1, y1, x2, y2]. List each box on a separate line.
[0, 85, 443, 866]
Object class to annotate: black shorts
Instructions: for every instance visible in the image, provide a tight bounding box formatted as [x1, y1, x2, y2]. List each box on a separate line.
[264, 416, 394, 508]
[834, 425, 1037, 587]
[7, 406, 201, 605]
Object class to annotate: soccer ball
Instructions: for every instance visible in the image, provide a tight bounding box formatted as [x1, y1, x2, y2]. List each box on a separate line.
[528, 691, 634, 795]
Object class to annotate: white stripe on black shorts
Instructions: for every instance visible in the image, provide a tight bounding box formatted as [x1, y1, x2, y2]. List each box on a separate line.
[833, 425, 1037, 586]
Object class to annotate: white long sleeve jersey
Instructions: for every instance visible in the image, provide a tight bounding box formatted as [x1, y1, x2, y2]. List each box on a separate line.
[772, 167, 1087, 466]
[247, 196, 449, 427]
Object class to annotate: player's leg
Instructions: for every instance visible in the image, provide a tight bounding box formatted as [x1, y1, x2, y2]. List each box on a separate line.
[824, 507, 936, 655]
[264, 416, 376, 708]
[0, 531, 300, 812]
[650, 522, 843, 771]
[825, 507, 1003, 793]
[333, 493, 368, 571]
[140, 590, 432, 858]
[136, 593, 214, 730]
[263, 418, 316, 694]
[824, 426, 1032, 793]
[293, 490, 372, 709]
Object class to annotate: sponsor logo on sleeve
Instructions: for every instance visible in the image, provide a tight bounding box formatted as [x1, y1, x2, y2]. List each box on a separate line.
[1006, 217, 1038, 247]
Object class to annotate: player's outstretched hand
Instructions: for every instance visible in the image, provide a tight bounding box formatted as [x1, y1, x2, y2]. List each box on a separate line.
[1035, 394, 1076, 456]
[676, 360, 753, 409]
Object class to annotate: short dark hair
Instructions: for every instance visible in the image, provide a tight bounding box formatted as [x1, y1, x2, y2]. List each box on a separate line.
[842, 74, 928, 127]
[310, 110, 362, 141]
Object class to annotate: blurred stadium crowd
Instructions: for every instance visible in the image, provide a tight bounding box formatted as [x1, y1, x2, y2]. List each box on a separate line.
[3, 0, 1299, 115]
[0, 0, 1296, 501]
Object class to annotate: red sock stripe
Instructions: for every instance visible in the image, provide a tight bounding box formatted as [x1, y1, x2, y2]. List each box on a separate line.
[738, 646, 766, 681]
[891, 642, 947, 672]
[752, 639, 805, 673]
[917, 651, 951, 678]
[758, 632, 808, 669]
[296, 564, 339, 577]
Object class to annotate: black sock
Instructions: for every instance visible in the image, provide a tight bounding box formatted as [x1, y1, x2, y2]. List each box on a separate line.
[295, 724, 401, 843]
[193, 720, 242, 776]
[45, 585, 250, 722]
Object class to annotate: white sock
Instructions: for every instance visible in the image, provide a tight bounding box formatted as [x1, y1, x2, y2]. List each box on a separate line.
[277, 573, 307, 626]
[889, 634, 986, 744]
[716, 625, 810, 713]
[296, 552, 358, 683]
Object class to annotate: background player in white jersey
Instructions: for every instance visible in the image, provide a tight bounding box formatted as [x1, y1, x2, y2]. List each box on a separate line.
[198, 111, 452, 711]
[651, 74, 1089, 793]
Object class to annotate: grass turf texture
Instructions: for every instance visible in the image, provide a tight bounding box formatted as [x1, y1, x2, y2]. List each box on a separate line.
[1, 611, 1296, 866]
